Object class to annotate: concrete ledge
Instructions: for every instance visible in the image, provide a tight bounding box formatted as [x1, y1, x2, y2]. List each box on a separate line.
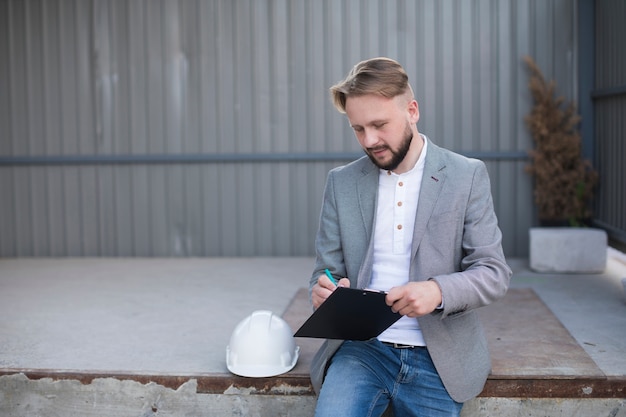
[0, 369, 314, 395]
[1, 372, 625, 417]
[1, 369, 624, 399]
[1, 257, 625, 416]
[529, 227, 608, 273]
[0, 373, 319, 417]
[5, 288, 624, 400]
[0, 372, 621, 404]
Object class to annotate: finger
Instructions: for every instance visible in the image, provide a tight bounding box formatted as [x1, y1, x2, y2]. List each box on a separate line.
[318, 274, 337, 290]
[311, 284, 333, 308]
[391, 299, 411, 315]
[385, 286, 403, 307]
[337, 278, 350, 287]
[394, 297, 433, 317]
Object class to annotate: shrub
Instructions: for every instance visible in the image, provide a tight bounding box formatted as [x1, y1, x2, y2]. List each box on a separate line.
[524, 56, 598, 226]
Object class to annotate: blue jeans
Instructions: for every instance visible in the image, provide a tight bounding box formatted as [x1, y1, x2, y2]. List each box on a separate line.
[314, 339, 463, 417]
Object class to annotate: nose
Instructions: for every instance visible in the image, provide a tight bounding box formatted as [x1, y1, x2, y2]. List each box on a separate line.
[360, 127, 379, 148]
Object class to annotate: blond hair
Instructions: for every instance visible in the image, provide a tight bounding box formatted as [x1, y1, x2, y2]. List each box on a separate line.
[330, 57, 411, 113]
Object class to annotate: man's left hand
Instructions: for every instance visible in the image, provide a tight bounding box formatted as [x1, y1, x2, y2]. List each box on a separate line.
[385, 280, 442, 317]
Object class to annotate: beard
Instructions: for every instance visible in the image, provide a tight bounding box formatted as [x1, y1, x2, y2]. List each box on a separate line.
[365, 123, 413, 171]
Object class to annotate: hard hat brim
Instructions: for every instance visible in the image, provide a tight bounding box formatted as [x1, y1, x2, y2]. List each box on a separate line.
[227, 346, 299, 378]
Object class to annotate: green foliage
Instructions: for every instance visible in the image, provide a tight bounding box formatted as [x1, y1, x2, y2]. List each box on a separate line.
[523, 56, 598, 226]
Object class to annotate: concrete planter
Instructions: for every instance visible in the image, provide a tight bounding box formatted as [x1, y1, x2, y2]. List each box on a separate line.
[529, 227, 608, 273]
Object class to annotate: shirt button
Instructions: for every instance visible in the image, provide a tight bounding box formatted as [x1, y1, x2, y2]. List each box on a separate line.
[397, 224, 403, 230]
[398, 181, 404, 187]
[397, 201, 403, 207]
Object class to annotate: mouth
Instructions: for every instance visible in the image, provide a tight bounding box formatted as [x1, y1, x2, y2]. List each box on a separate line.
[368, 146, 388, 158]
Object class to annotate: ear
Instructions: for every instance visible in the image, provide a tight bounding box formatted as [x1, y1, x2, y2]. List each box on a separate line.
[407, 99, 420, 124]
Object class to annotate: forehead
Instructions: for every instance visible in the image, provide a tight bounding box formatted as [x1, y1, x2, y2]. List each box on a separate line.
[344, 94, 406, 125]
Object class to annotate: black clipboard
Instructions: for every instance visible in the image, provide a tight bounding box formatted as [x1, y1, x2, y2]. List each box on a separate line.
[294, 287, 402, 340]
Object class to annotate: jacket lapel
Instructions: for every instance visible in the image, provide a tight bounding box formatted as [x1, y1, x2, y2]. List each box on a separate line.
[411, 143, 446, 262]
[356, 163, 379, 241]
[356, 163, 378, 289]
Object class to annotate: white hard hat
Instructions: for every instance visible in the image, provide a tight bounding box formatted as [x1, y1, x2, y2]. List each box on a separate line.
[226, 310, 300, 377]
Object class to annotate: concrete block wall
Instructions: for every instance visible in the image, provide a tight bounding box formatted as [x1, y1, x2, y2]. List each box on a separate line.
[1, 374, 625, 417]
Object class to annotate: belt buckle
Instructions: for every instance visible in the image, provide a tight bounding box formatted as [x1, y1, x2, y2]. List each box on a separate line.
[387, 342, 414, 349]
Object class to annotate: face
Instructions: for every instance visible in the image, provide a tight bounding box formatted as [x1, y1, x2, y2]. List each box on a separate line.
[345, 93, 420, 173]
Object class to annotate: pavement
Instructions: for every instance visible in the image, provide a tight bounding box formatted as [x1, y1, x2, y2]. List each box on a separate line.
[1, 253, 626, 375]
[1, 254, 625, 377]
[507, 248, 626, 379]
[0, 252, 625, 416]
[0, 257, 315, 374]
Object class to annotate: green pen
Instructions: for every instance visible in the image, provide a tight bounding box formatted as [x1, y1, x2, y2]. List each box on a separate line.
[324, 268, 338, 286]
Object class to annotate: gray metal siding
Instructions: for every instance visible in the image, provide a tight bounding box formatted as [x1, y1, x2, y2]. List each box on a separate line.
[0, 0, 579, 257]
[593, 0, 626, 244]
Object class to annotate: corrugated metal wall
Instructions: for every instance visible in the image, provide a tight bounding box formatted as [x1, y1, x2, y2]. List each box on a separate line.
[593, 0, 626, 245]
[0, 0, 578, 257]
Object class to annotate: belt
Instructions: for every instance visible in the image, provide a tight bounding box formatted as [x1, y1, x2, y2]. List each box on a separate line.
[381, 342, 424, 349]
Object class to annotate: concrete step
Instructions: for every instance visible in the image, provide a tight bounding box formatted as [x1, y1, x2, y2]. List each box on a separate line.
[1, 257, 625, 416]
[2, 289, 625, 416]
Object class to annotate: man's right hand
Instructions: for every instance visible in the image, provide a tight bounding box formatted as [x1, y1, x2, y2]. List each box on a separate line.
[311, 275, 350, 309]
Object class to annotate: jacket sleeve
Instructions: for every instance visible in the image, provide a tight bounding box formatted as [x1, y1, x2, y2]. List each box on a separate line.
[431, 160, 512, 319]
[309, 169, 346, 296]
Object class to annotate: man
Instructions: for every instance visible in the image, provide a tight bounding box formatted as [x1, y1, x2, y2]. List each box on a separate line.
[309, 57, 512, 417]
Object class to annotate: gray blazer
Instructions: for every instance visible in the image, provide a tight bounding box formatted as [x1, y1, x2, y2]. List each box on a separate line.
[309, 139, 512, 403]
